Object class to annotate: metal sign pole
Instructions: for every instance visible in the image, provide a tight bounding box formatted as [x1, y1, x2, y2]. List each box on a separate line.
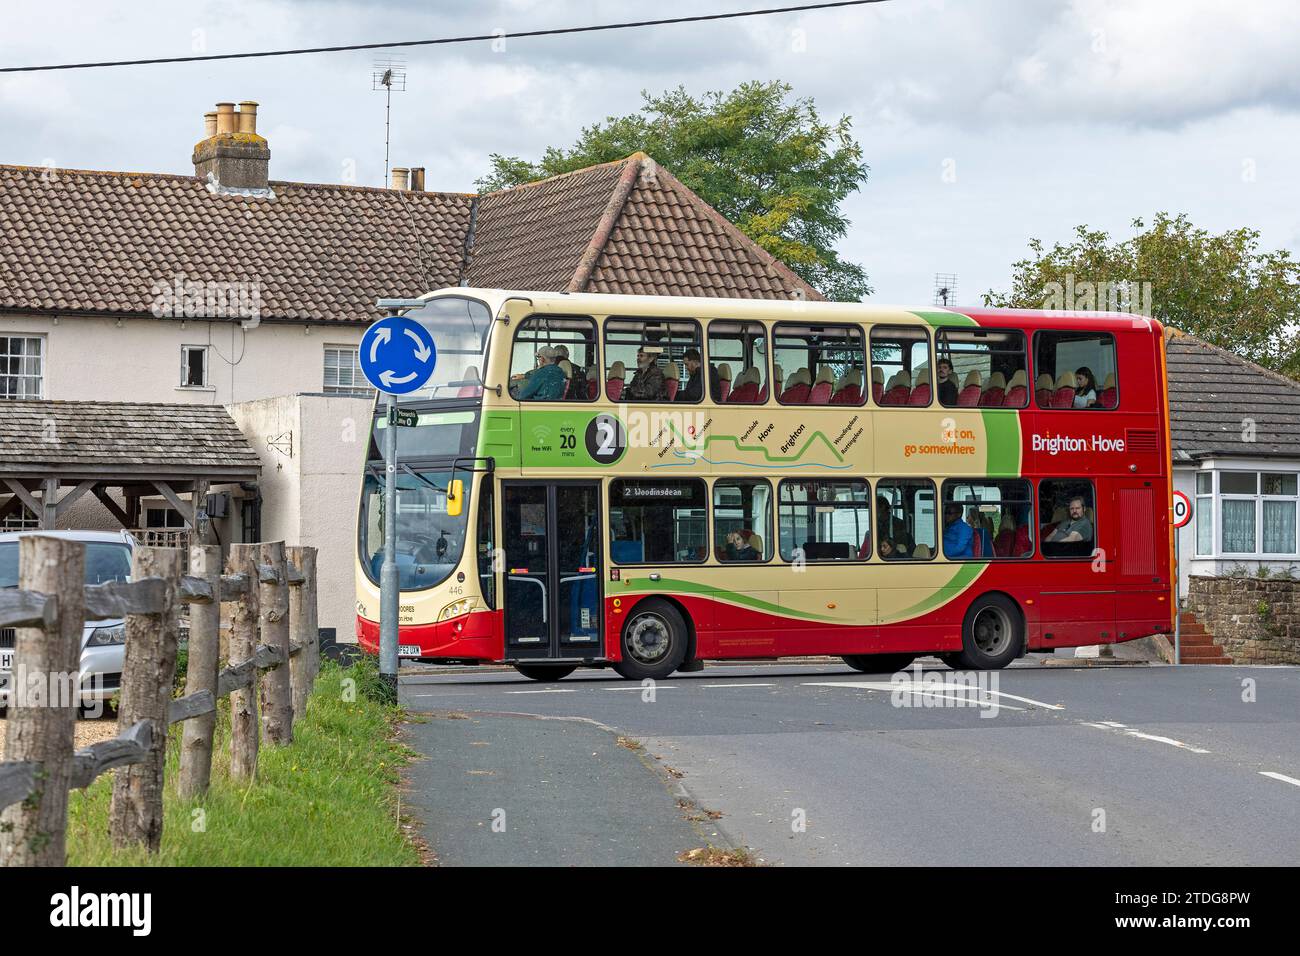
[379, 391, 399, 695]
[1173, 527, 1181, 665]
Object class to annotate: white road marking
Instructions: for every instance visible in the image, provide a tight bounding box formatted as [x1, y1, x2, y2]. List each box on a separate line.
[699, 683, 776, 688]
[1259, 771, 1300, 788]
[505, 688, 578, 694]
[1121, 730, 1211, 754]
[802, 680, 1057, 712]
[602, 685, 680, 691]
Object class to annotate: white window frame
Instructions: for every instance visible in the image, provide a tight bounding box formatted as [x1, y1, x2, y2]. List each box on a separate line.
[323, 344, 373, 396]
[180, 344, 210, 389]
[1194, 469, 1214, 557]
[1205, 467, 1300, 558]
[0, 334, 45, 399]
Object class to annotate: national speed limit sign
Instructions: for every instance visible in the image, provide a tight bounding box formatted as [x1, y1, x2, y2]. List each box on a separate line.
[1172, 490, 1193, 528]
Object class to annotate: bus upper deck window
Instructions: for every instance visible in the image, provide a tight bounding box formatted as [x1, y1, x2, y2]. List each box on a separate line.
[870, 326, 932, 407]
[1034, 331, 1118, 409]
[936, 328, 1028, 409]
[508, 316, 598, 402]
[604, 318, 702, 404]
[706, 320, 769, 404]
[773, 323, 866, 406]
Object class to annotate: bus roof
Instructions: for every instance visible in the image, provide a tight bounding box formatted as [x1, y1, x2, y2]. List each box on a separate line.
[426, 287, 1161, 335]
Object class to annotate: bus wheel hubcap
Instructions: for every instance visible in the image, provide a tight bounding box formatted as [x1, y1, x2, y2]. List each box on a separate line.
[627, 614, 671, 664]
[973, 607, 1012, 657]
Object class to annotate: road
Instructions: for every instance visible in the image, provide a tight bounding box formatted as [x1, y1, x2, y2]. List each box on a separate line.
[399, 660, 1300, 866]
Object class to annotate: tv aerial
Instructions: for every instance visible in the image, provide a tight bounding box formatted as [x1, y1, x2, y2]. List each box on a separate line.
[372, 56, 407, 187]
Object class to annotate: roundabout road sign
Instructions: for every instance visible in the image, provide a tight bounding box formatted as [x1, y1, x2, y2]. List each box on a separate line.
[360, 315, 437, 394]
[1172, 490, 1193, 528]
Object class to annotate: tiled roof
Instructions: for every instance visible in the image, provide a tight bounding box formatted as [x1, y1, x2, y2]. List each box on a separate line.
[0, 165, 474, 324]
[1166, 330, 1300, 460]
[0, 400, 261, 478]
[0, 154, 819, 325]
[583, 158, 820, 300]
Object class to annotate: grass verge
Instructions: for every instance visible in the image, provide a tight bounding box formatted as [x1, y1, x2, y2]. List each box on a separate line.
[67, 660, 421, 866]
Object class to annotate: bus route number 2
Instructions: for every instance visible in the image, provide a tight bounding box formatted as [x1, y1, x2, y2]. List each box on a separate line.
[586, 414, 626, 465]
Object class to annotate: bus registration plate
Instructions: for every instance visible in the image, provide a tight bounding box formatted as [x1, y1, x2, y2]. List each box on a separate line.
[398, 645, 421, 658]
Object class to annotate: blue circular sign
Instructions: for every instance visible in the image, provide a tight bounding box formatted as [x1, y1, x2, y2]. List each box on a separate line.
[360, 315, 438, 394]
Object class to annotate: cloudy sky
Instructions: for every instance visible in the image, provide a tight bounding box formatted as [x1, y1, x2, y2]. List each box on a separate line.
[3, 0, 1298, 303]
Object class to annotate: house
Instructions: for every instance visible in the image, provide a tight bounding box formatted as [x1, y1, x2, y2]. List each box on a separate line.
[0, 99, 817, 637]
[1166, 329, 1300, 595]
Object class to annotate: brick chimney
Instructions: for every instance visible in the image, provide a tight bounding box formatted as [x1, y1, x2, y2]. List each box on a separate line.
[193, 101, 271, 194]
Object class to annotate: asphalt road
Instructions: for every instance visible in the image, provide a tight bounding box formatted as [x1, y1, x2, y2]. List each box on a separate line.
[399, 660, 1300, 866]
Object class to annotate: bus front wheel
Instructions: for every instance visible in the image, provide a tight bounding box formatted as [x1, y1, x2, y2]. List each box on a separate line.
[614, 599, 688, 681]
[951, 594, 1022, 670]
[514, 664, 577, 682]
[842, 654, 915, 673]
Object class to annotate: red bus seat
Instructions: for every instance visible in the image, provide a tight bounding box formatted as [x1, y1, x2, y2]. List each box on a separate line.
[605, 360, 626, 401]
[1002, 369, 1027, 407]
[1035, 373, 1053, 407]
[1097, 373, 1117, 408]
[978, 371, 1006, 407]
[1052, 371, 1076, 408]
[871, 367, 884, 404]
[907, 368, 931, 405]
[957, 370, 983, 406]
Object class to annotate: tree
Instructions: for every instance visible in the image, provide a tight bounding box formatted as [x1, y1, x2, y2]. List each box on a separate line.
[985, 213, 1300, 377]
[478, 82, 871, 301]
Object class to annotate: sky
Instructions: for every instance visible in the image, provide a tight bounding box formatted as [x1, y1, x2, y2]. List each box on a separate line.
[2, 0, 1298, 304]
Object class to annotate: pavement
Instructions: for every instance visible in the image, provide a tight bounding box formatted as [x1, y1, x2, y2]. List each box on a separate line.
[399, 658, 1300, 866]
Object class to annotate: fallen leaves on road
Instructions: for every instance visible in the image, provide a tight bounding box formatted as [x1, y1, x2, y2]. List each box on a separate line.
[677, 846, 757, 867]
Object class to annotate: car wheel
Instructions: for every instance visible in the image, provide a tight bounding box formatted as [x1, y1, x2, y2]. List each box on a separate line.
[952, 594, 1022, 670]
[613, 599, 688, 681]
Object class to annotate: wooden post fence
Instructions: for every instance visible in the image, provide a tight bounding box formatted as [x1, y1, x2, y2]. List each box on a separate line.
[109, 546, 182, 852]
[257, 541, 293, 746]
[226, 543, 260, 781]
[0, 537, 85, 866]
[177, 544, 221, 798]
[0, 537, 328, 865]
[287, 545, 319, 720]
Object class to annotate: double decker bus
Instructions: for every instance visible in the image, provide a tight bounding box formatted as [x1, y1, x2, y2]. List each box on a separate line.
[355, 289, 1174, 680]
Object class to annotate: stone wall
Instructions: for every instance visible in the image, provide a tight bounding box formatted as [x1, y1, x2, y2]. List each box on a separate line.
[1186, 576, 1300, 664]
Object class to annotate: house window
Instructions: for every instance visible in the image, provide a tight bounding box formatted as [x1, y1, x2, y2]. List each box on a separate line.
[1194, 472, 1213, 556]
[0, 335, 44, 399]
[145, 507, 187, 529]
[181, 345, 209, 387]
[1220, 470, 1298, 556]
[324, 346, 373, 395]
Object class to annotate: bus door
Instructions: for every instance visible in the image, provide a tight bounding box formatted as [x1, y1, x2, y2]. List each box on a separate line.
[501, 481, 603, 659]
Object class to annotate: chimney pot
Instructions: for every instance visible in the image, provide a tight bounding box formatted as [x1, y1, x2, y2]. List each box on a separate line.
[238, 101, 259, 134]
[215, 102, 236, 135]
[391, 167, 410, 191]
[410, 167, 425, 191]
[204, 111, 218, 137]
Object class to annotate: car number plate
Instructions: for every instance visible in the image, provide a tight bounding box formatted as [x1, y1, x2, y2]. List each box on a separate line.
[398, 644, 421, 657]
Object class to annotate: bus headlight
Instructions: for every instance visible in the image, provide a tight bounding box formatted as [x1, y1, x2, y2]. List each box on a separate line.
[87, 624, 126, 646]
[439, 599, 476, 621]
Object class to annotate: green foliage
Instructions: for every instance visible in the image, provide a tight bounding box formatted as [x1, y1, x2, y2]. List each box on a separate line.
[478, 81, 871, 301]
[66, 661, 420, 866]
[348, 652, 397, 706]
[172, 640, 188, 698]
[984, 213, 1300, 377]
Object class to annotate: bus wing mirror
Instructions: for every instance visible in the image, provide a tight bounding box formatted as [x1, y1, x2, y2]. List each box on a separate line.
[447, 479, 465, 517]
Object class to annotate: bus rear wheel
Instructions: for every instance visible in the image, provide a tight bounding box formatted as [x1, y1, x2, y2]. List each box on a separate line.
[513, 664, 577, 682]
[842, 654, 915, 673]
[951, 594, 1022, 670]
[614, 599, 688, 681]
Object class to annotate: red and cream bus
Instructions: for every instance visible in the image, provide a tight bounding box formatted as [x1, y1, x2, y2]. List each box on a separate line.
[355, 289, 1173, 680]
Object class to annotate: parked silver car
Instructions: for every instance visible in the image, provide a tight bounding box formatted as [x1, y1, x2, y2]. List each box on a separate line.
[0, 529, 136, 706]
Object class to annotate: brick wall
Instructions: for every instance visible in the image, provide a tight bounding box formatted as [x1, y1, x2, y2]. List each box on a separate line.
[1186, 576, 1300, 664]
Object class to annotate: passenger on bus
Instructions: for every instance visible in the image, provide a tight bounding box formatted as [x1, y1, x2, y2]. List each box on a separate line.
[1046, 496, 1093, 544]
[625, 347, 667, 401]
[942, 502, 974, 557]
[936, 358, 958, 406]
[555, 344, 586, 392]
[679, 348, 708, 402]
[1073, 367, 1098, 408]
[725, 530, 760, 561]
[880, 538, 910, 560]
[514, 346, 567, 401]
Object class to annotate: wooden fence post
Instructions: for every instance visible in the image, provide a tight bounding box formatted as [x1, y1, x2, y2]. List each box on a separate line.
[0, 537, 85, 867]
[287, 545, 319, 719]
[177, 544, 221, 799]
[258, 541, 293, 745]
[226, 543, 260, 781]
[109, 546, 182, 852]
